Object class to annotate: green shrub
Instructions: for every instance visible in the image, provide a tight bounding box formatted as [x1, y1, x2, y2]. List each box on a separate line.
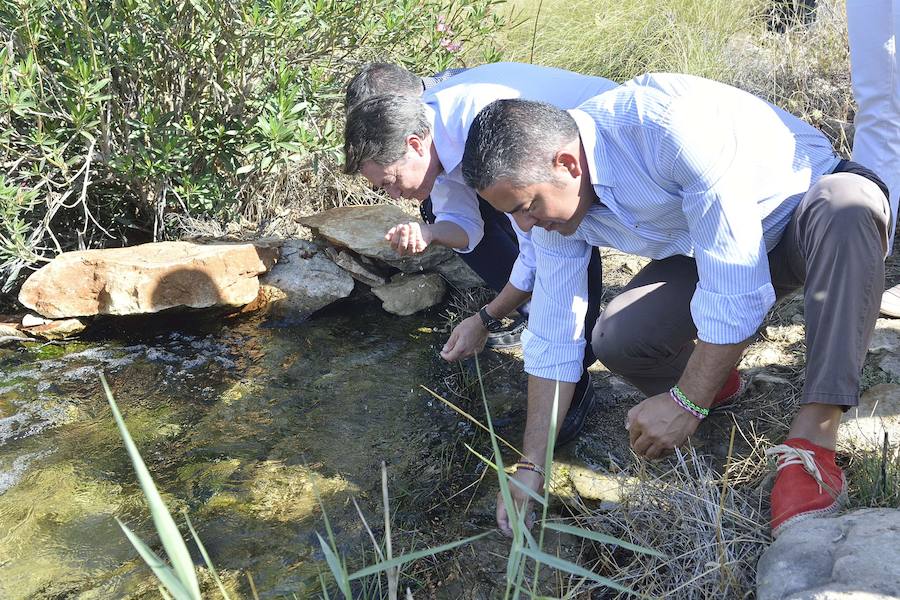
[0, 0, 506, 294]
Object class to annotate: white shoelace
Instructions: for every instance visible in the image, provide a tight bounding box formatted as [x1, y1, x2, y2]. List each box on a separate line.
[765, 444, 830, 495]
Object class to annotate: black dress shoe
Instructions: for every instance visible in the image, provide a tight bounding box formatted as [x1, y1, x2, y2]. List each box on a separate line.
[555, 372, 596, 448]
[485, 315, 526, 349]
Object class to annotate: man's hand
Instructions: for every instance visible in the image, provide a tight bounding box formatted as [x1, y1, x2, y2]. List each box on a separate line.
[385, 222, 432, 255]
[497, 468, 543, 537]
[440, 314, 488, 361]
[626, 392, 700, 459]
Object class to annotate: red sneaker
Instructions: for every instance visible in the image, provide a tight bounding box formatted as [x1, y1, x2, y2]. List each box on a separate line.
[766, 438, 847, 538]
[711, 368, 744, 410]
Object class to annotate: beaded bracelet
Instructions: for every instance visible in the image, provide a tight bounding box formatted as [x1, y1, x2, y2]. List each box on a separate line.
[670, 385, 709, 420]
[505, 460, 545, 478]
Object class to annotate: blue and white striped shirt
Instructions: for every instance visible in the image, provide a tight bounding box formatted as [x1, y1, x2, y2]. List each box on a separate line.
[422, 62, 618, 291]
[523, 73, 841, 383]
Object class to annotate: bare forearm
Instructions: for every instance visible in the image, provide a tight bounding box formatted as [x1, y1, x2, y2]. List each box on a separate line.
[522, 375, 577, 464]
[484, 283, 531, 320]
[425, 222, 469, 249]
[677, 340, 749, 408]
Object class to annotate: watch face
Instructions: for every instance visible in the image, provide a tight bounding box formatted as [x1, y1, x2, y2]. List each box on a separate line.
[480, 307, 503, 332]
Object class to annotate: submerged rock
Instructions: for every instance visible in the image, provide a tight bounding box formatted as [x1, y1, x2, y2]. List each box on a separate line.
[372, 272, 446, 316]
[22, 317, 87, 340]
[756, 508, 900, 600]
[300, 205, 454, 272]
[18, 241, 277, 318]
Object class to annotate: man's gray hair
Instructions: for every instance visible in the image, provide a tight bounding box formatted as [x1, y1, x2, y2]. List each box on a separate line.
[462, 99, 580, 191]
[345, 63, 422, 110]
[343, 94, 431, 174]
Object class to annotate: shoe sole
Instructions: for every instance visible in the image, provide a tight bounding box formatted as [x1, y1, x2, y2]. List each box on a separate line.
[771, 473, 848, 539]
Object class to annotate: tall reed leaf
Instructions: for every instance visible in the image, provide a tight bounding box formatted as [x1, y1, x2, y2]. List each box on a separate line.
[101, 373, 202, 600]
[116, 518, 193, 600]
[519, 547, 640, 597]
[543, 522, 665, 558]
[348, 532, 491, 580]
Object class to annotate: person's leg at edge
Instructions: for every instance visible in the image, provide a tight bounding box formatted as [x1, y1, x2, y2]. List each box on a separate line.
[847, 0, 900, 313]
[766, 172, 889, 536]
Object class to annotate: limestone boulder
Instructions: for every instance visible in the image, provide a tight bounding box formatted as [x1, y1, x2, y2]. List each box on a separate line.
[372, 273, 446, 316]
[260, 241, 354, 317]
[18, 241, 277, 318]
[757, 508, 900, 600]
[300, 205, 454, 272]
[839, 383, 900, 450]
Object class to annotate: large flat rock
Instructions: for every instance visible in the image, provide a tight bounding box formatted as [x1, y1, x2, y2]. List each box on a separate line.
[757, 508, 900, 600]
[300, 205, 454, 272]
[18, 241, 277, 318]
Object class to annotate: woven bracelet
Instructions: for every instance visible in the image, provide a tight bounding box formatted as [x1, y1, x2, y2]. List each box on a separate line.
[670, 386, 709, 420]
[505, 460, 545, 478]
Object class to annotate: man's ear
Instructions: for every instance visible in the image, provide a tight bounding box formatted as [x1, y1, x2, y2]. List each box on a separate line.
[553, 147, 583, 179]
[407, 134, 428, 157]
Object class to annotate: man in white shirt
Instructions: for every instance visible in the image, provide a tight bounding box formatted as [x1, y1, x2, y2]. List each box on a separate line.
[460, 74, 890, 539]
[343, 62, 617, 445]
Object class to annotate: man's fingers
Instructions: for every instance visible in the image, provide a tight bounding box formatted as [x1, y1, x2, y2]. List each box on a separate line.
[496, 491, 512, 537]
[632, 432, 653, 457]
[398, 225, 410, 251]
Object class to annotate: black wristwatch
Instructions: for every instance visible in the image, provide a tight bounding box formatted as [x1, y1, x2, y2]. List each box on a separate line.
[478, 305, 504, 332]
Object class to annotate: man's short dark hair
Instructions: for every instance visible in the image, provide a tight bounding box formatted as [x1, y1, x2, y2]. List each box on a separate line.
[343, 94, 431, 174]
[345, 63, 423, 110]
[462, 99, 580, 191]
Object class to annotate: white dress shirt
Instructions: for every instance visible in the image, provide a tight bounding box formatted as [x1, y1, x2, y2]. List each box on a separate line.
[522, 73, 840, 382]
[422, 62, 618, 292]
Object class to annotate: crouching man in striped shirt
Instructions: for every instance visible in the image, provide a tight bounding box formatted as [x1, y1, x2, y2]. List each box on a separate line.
[460, 73, 892, 538]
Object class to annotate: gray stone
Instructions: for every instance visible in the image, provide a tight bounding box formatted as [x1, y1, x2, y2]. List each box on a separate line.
[869, 319, 900, 354]
[323, 246, 389, 287]
[372, 273, 446, 316]
[300, 205, 454, 272]
[434, 255, 486, 290]
[880, 354, 900, 379]
[839, 384, 900, 450]
[260, 242, 354, 317]
[757, 508, 900, 600]
[18, 241, 277, 318]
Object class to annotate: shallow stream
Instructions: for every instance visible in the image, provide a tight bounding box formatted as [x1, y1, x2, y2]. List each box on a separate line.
[0, 300, 484, 598]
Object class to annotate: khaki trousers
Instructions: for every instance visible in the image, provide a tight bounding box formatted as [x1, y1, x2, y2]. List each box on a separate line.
[591, 171, 890, 407]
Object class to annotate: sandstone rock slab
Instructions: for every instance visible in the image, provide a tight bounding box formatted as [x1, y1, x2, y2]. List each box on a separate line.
[260, 241, 354, 317]
[300, 205, 454, 272]
[372, 273, 446, 316]
[757, 508, 900, 600]
[19, 241, 277, 318]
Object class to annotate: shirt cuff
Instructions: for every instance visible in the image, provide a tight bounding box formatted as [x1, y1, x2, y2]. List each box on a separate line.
[509, 256, 536, 292]
[522, 328, 584, 383]
[435, 214, 483, 253]
[691, 283, 776, 344]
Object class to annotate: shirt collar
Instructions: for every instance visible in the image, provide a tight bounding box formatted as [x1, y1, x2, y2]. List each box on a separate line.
[423, 102, 454, 174]
[568, 108, 615, 189]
